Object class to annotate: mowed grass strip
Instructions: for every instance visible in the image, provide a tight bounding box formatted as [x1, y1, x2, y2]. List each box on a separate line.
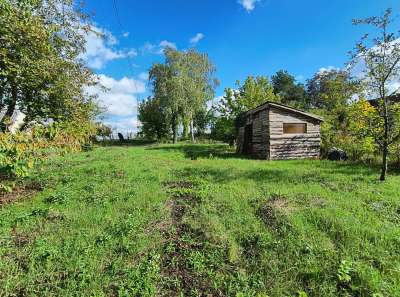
[0, 143, 399, 296]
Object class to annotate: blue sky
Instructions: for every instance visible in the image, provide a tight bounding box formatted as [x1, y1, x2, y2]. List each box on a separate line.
[82, 0, 399, 134]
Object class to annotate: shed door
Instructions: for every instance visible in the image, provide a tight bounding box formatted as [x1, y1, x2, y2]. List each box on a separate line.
[243, 124, 253, 154]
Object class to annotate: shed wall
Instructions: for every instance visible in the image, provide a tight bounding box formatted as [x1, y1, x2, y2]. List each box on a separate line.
[250, 109, 269, 159]
[268, 107, 321, 160]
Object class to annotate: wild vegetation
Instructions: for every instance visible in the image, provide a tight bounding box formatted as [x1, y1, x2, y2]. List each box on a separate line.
[0, 0, 100, 191]
[1, 143, 399, 296]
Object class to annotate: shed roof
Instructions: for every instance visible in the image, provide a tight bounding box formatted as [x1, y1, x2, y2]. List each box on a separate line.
[244, 101, 324, 122]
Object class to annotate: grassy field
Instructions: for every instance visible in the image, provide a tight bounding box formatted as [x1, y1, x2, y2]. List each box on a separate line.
[0, 143, 399, 296]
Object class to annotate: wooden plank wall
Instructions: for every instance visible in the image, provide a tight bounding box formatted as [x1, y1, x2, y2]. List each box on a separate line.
[236, 127, 245, 154]
[251, 109, 269, 159]
[268, 107, 321, 160]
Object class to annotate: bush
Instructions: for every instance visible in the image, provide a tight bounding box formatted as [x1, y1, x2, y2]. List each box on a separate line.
[0, 121, 96, 192]
[390, 141, 400, 168]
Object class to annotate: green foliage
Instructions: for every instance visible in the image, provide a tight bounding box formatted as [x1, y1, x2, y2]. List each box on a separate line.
[272, 70, 307, 108]
[138, 96, 170, 141]
[297, 291, 308, 297]
[306, 69, 360, 110]
[148, 48, 218, 142]
[0, 132, 40, 181]
[211, 116, 236, 145]
[0, 0, 98, 131]
[211, 76, 279, 144]
[0, 120, 96, 191]
[337, 260, 353, 283]
[95, 123, 112, 140]
[236, 75, 280, 109]
[305, 69, 372, 160]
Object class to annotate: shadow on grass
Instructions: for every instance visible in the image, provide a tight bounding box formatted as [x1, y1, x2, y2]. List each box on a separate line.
[96, 139, 156, 147]
[146, 144, 252, 160]
[149, 143, 398, 182]
[174, 164, 388, 187]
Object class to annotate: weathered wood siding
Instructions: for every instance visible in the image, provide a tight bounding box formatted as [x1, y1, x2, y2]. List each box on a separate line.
[236, 127, 245, 154]
[251, 109, 269, 159]
[268, 106, 321, 160]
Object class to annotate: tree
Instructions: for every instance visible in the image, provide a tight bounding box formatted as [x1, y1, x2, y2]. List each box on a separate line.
[350, 8, 400, 180]
[95, 123, 112, 140]
[236, 75, 279, 109]
[193, 107, 212, 137]
[306, 69, 364, 157]
[0, 0, 97, 131]
[271, 70, 306, 108]
[138, 96, 169, 141]
[211, 88, 238, 145]
[149, 48, 218, 143]
[167, 48, 217, 142]
[149, 56, 181, 143]
[306, 69, 360, 111]
[212, 76, 279, 145]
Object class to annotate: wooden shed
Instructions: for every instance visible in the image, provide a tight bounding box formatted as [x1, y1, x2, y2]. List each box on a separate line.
[236, 102, 323, 160]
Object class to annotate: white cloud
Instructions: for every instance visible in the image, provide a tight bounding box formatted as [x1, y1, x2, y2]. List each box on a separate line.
[141, 40, 177, 55]
[158, 40, 177, 54]
[81, 26, 136, 69]
[190, 33, 205, 46]
[238, 0, 260, 12]
[86, 74, 145, 117]
[138, 72, 149, 81]
[122, 32, 130, 38]
[159, 40, 176, 49]
[208, 95, 224, 115]
[317, 66, 340, 74]
[103, 117, 140, 135]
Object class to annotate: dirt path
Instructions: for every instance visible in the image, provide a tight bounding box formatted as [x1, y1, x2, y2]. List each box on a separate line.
[160, 180, 223, 296]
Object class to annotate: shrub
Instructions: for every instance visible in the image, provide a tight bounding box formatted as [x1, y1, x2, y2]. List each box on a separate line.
[0, 120, 96, 191]
[390, 141, 400, 168]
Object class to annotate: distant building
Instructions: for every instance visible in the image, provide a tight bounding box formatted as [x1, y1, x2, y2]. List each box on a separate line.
[368, 94, 400, 107]
[236, 102, 323, 160]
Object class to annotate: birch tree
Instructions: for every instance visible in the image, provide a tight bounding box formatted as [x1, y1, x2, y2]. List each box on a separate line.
[149, 48, 217, 143]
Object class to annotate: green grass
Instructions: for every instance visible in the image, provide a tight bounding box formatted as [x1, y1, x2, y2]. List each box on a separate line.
[0, 143, 399, 296]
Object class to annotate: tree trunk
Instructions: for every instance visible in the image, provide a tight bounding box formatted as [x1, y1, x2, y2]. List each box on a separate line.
[190, 119, 195, 143]
[182, 119, 189, 139]
[380, 96, 389, 181]
[0, 83, 4, 112]
[380, 144, 388, 181]
[172, 115, 178, 144]
[173, 127, 178, 143]
[0, 84, 17, 132]
[6, 84, 17, 119]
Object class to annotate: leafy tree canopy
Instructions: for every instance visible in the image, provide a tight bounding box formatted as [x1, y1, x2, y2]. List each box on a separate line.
[271, 70, 306, 108]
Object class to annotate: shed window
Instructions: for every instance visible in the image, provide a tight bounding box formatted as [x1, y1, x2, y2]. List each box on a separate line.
[283, 123, 307, 134]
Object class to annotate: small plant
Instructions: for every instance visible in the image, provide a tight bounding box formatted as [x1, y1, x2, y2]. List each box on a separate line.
[337, 260, 353, 283]
[44, 193, 68, 204]
[0, 183, 13, 193]
[297, 291, 308, 297]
